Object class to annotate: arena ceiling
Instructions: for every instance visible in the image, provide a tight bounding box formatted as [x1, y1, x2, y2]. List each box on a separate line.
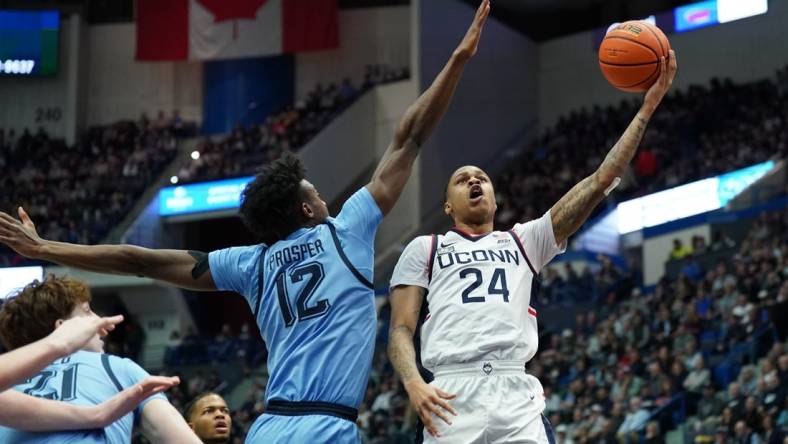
[3, 0, 699, 40]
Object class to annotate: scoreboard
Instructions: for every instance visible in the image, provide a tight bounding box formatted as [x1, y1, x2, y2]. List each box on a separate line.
[0, 10, 59, 76]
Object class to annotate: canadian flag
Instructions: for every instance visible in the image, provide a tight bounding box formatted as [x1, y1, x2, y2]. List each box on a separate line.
[136, 0, 339, 61]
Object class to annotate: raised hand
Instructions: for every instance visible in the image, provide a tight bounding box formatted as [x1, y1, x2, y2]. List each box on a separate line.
[47, 314, 124, 356]
[455, 0, 491, 60]
[0, 207, 44, 259]
[88, 376, 180, 427]
[644, 50, 678, 111]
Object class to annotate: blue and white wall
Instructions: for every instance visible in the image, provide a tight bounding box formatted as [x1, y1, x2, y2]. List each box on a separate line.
[537, 0, 788, 128]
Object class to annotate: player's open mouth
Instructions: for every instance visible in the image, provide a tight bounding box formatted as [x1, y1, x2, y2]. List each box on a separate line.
[469, 185, 484, 202]
[215, 421, 229, 433]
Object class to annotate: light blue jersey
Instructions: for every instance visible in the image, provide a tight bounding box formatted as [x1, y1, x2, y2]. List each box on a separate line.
[0, 350, 165, 443]
[209, 187, 382, 442]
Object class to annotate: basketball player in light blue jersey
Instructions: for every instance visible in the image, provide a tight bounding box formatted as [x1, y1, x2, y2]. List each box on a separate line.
[0, 276, 201, 444]
[0, 313, 180, 432]
[0, 2, 490, 441]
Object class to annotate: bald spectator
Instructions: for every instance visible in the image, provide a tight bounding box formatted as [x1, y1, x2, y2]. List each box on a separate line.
[684, 357, 712, 393]
[617, 397, 650, 437]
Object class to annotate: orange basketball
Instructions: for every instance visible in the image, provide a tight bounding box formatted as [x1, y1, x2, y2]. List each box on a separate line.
[599, 21, 671, 92]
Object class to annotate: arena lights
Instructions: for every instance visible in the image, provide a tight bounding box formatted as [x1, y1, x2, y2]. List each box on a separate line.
[674, 0, 768, 33]
[0, 266, 43, 299]
[616, 160, 776, 234]
[717, 0, 768, 23]
[191, 151, 200, 160]
[159, 176, 253, 216]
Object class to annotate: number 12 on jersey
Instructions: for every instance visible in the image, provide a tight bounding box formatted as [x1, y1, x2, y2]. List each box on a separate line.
[459, 267, 510, 304]
[275, 262, 331, 327]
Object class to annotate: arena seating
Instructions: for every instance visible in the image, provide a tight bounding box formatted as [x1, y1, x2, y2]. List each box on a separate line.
[0, 64, 409, 268]
[493, 68, 788, 228]
[175, 64, 410, 184]
[0, 120, 180, 266]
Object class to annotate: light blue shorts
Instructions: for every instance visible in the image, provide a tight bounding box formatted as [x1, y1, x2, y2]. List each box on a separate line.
[245, 413, 361, 444]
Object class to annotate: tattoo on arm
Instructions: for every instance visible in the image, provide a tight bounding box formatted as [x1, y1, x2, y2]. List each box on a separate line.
[188, 251, 209, 280]
[551, 176, 606, 244]
[551, 114, 651, 243]
[596, 115, 649, 185]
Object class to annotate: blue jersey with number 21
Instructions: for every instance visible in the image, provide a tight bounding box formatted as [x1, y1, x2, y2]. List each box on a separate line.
[0, 350, 165, 443]
[208, 187, 382, 410]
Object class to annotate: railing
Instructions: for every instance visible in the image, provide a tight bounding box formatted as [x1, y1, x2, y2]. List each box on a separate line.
[616, 394, 687, 444]
[645, 393, 686, 440]
[708, 326, 778, 388]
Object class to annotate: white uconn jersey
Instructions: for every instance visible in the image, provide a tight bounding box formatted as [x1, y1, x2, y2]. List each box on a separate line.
[391, 212, 565, 371]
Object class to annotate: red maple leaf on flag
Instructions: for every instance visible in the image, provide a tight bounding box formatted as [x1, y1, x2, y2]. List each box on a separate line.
[197, 0, 270, 39]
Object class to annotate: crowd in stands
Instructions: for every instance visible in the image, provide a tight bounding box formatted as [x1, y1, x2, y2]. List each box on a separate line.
[0, 113, 185, 266]
[667, 233, 741, 267]
[176, 64, 410, 183]
[0, 63, 409, 267]
[534, 211, 787, 444]
[493, 67, 788, 228]
[164, 322, 265, 368]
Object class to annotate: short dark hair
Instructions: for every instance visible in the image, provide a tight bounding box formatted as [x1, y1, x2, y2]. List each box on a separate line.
[0, 276, 92, 350]
[185, 392, 223, 422]
[240, 153, 308, 245]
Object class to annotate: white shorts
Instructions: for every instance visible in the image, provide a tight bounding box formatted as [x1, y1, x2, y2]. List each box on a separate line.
[423, 360, 555, 444]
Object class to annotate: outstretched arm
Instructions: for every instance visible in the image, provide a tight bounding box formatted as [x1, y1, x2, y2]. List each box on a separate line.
[367, 0, 490, 215]
[0, 208, 216, 291]
[0, 315, 123, 392]
[388, 285, 457, 438]
[140, 398, 203, 444]
[0, 376, 179, 431]
[550, 51, 678, 245]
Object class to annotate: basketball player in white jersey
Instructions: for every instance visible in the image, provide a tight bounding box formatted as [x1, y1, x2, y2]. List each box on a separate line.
[388, 52, 677, 442]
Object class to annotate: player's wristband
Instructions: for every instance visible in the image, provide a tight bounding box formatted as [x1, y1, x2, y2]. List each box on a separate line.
[604, 177, 621, 196]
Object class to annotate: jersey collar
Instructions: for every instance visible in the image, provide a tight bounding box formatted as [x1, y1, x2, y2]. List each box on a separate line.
[448, 227, 493, 242]
[286, 227, 311, 240]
